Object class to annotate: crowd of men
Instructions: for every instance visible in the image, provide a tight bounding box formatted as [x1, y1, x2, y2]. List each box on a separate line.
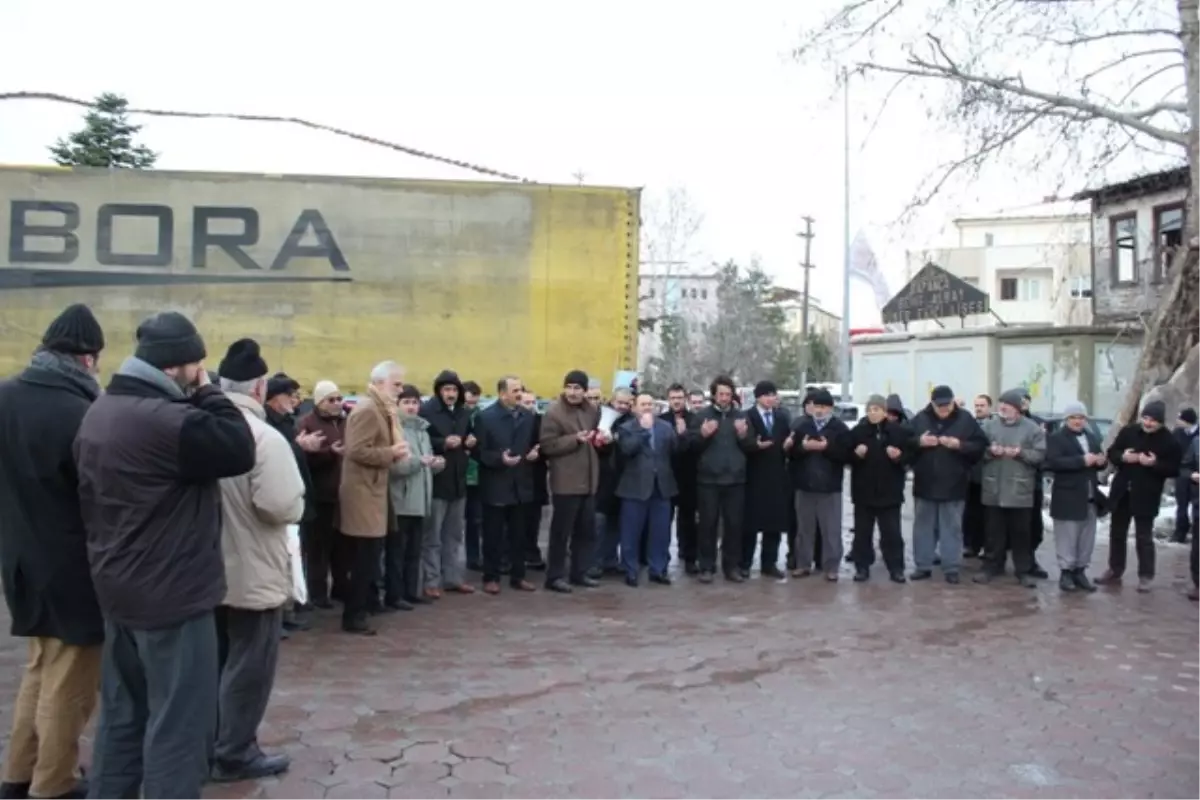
[0, 303, 1196, 799]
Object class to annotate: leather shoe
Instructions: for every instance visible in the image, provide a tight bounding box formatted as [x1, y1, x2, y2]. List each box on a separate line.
[761, 566, 785, 579]
[649, 573, 672, 586]
[546, 578, 573, 594]
[570, 576, 601, 588]
[624, 575, 639, 588]
[853, 567, 869, 582]
[211, 753, 291, 783]
[384, 600, 413, 612]
[342, 621, 377, 636]
[684, 561, 700, 575]
[724, 571, 745, 583]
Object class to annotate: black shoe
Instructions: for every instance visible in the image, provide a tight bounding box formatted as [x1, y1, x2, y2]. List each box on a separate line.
[342, 621, 377, 636]
[945, 572, 960, 585]
[786, 553, 797, 571]
[546, 578, 573, 594]
[889, 571, 907, 584]
[724, 571, 745, 583]
[1059, 572, 1077, 592]
[602, 566, 624, 577]
[762, 566, 786, 579]
[649, 573, 672, 586]
[402, 595, 427, 605]
[1018, 574, 1038, 589]
[844, 553, 855, 564]
[738, 567, 751, 579]
[684, 561, 700, 576]
[933, 556, 942, 567]
[383, 600, 413, 612]
[211, 753, 291, 783]
[1028, 564, 1049, 580]
[973, 572, 995, 584]
[853, 567, 869, 582]
[0, 781, 30, 799]
[1072, 569, 1098, 593]
[698, 570, 714, 584]
[909, 570, 933, 581]
[625, 575, 639, 588]
[585, 567, 603, 580]
[570, 576, 601, 588]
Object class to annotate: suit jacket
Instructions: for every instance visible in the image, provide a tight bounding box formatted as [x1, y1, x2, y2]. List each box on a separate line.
[474, 401, 537, 507]
[744, 405, 793, 532]
[614, 417, 679, 501]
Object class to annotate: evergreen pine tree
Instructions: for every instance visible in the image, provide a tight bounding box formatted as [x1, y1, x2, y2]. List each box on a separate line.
[49, 93, 157, 168]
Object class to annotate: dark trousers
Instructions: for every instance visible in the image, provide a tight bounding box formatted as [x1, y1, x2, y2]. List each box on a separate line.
[386, 516, 424, 603]
[621, 492, 672, 578]
[523, 502, 545, 564]
[341, 535, 383, 628]
[984, 506, 1033, 576]
[697, 484, 744, 574]
[851, 505, 904, 573]
[1175, 476, 1194, 541]
[1190, 509, 1198, 586]
[465, 485, 483, 567]
[673, 492, 699, 564]
[88, 613, 218, 799]
[302, 502, 343, 604]
[1108, 497, 1156, 579]
[483, 504, 527, 585]
[547, 494, 595, 584]
[740, 529, 782, 572]
[963, 481, 986, 555]
[214, 606, 282, 768]
[1030, 483, 1044, 559]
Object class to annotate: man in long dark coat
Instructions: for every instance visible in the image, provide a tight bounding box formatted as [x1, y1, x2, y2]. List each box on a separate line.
[741, 381, 791, 578]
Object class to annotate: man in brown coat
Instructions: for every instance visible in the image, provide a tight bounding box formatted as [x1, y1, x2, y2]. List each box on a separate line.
[539, 370, 604, 593]
[338, 361, 409, 636]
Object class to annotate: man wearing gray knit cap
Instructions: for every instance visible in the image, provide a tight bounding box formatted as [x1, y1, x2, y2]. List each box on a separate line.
[1043, 401, 1106, 593]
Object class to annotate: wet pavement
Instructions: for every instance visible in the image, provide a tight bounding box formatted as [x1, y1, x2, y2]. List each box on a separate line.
[0, 505, 1196, 799]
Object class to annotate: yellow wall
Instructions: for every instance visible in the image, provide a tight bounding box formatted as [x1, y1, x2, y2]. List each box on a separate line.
[0, 167, 640, 396]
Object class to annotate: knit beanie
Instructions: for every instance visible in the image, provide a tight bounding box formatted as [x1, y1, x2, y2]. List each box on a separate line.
[41, 303, 105, 356]
[867, 394, 887, 410]
[1062, 400, 1088, 418]
[217, 338, 268, 382]
[312, 380, 340, 405]
[564, 369, 589, 389]
[1141, 400, 1166, 424]
[998, 388, 1026, 410]
[1179, 407, 1198, 425]
[134, 311, 206, 369]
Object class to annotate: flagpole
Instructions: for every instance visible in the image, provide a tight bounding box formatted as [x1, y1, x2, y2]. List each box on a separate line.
[839, 66, 852, 402]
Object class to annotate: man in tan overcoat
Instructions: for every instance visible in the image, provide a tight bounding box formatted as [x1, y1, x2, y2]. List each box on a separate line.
[338, 361, 408, 636]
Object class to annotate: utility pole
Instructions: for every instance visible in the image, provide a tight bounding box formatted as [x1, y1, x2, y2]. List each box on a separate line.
[797, 216, 815, 388]
[839, 65, 853, 401]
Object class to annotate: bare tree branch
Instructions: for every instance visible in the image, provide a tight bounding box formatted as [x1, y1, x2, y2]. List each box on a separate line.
[1043, 27, 1181, 46]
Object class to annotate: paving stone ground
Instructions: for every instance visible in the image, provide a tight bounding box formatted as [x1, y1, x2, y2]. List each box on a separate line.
[0, 506, 1196, 799]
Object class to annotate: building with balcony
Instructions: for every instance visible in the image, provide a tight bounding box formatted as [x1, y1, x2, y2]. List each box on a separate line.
[1072, 166, 1190, 325]
[902, 203, 1093, 331]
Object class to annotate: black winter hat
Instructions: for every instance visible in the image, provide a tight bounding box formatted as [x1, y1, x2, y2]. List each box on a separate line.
[810, 389, 834, 407]
[564, 369, 589, 389]
[930, 385, 955, 405]
[134, 311, 206, 369]
[1179, 407, 1197, 425]
[41, 303, 105, 355]
[218, 338, 268, 382]
[266, 375, 300, 401]
[1141, 400, 1166, 424]
[754, 380, 778, 399]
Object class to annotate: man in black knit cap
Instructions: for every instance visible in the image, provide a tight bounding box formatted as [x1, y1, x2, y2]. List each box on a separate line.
[0, 304, 106, 800]
[74, 311, 256, 800]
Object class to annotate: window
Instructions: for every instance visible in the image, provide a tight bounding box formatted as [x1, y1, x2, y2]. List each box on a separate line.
[1069, 275, 1093, 299]
[1020, 278, 1042, 302]
[999, 277, 1018, 301]
[689, 288, 698, 299]
[1153, 202, 1185, 282]
[984, 232, 995, 247]
[1110, 213, 1138, 285]
[648, 287, 656, 299]
[700, 288, 708, 300]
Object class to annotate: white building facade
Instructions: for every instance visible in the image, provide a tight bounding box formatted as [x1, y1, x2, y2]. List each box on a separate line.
[636, 270, 721, 370]
[902, 203, 1093, 331]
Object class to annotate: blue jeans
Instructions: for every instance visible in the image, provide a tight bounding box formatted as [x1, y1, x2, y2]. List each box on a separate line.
[913, 498, 965, 573]
[620, 494, 672, 578]
[594, 511, 621, 570]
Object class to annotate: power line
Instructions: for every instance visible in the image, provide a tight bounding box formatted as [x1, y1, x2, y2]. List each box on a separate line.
[0, 91, 534, 183]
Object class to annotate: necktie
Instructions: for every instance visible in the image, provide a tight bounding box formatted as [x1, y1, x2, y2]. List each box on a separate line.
[764, 412, 773, 431]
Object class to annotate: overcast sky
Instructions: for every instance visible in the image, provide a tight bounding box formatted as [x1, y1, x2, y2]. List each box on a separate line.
[0, 0, 1178, 327]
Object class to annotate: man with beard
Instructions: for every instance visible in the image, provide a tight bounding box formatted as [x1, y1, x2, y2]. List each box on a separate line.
[962, 394, 993, 559]
[661, 384, 699, 574]
[539, 370, 603, 593]
[297, 381, 346, 608]
[420, 371, 476, 596]
[688, 376, 756, 584]
[1097, 400, 1182, 592]
[0, 305, 106, 800]
[974, 390, 1047, 589]
[907, 385, 988, 584]
[75, 311, 256, 798]
[788, 389, 851, 581]
[741, 381, 791, 579]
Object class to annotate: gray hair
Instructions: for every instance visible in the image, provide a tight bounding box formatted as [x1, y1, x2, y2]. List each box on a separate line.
[611, 386, 634, 400]
[369, 360, 404, 383]
[220, 376, 264, 397]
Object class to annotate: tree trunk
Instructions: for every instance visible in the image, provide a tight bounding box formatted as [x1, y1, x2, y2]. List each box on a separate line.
[1110, 0, 1200, 439]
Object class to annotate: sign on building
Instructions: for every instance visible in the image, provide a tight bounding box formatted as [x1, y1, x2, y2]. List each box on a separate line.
[881, 262, 990, 326]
